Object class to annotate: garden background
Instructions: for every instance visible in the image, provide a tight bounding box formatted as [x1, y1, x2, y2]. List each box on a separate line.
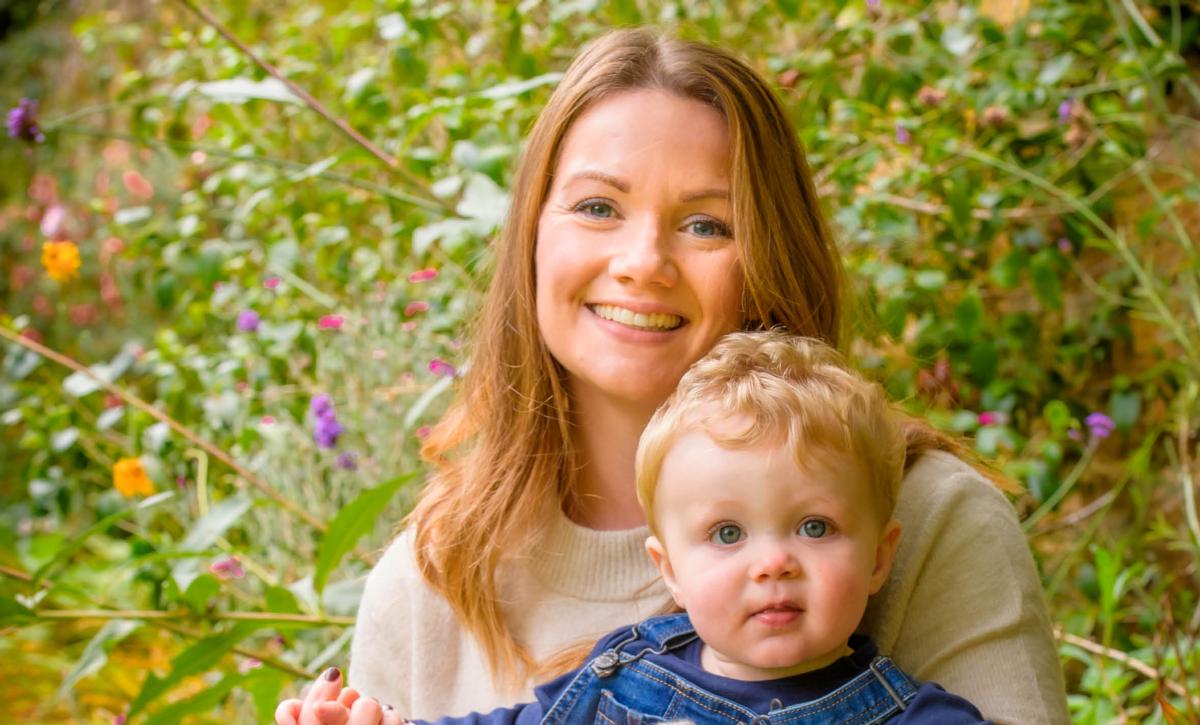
[2, 0, 1199, 722]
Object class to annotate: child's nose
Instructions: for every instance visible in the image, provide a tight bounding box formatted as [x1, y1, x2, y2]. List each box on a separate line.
[751, 541, 799, 580]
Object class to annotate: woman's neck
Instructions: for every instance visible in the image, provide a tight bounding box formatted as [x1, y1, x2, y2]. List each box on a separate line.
[567, 383, 657, 531]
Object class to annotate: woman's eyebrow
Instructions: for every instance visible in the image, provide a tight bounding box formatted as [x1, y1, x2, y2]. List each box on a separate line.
[680, 188, 729, 202]
[563, 170, 629, 192]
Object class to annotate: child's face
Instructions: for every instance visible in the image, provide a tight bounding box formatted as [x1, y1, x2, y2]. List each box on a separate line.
[645, 428, 901, 681]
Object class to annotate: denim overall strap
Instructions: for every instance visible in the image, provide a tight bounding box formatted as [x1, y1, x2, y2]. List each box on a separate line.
[770, 655, 920, 725]
[629, 613, 697, 650]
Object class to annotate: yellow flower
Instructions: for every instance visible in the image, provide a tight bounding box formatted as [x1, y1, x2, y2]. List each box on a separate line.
[113, 457, 154, 497]
[41, 240, 81, 282]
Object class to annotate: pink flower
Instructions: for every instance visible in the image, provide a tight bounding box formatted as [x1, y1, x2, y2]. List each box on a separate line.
[371, 348, 387, 360]
[405, 300, 430, 317]
[209, 556, 245, 579]
[977, 411, 998, 426]
[429, 358, 456, 378]
[408, 267, 438, 283]
[122, 170, 155, 200]
[401, 321, 417, 332]
[238, 657, 263, 674]
[263, 276, 280, 289]
[318, 314, 344, 330]
[260, 415, 275, 426]
[416, 425, 432, 439]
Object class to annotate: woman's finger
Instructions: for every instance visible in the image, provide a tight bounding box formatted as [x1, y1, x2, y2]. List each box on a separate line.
[274, 698, 303, 725]
[312, 701, 351, 725]
[337, 686, 361, 709]
[381, 704, 405, 725]
[347, 695, 383, 724]
[303, 667, 345, 708]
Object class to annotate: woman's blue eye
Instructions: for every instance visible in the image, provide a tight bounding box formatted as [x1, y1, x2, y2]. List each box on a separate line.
[576, 200, 615, 218]
[799, 519, 828, 538]
[688, 219, 729, 238]
[711, 524, 744, 545]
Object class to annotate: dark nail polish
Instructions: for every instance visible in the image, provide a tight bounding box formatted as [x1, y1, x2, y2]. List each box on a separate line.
[383, 704, 395, 711]
[323, 666, 341, 681]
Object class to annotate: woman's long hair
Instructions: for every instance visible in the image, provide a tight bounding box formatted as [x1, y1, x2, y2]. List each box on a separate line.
[405, 27, 988, 688]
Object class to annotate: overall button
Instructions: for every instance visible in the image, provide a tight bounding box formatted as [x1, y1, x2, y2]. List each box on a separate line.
[591, 650, 620, 678]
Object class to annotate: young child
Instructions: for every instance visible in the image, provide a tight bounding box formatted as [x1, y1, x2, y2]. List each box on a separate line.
[280, 331, 988, 724]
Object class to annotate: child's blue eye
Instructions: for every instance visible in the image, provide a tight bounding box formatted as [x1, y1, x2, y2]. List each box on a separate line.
[710, 524, 744, 545]
[799, 519, 828, 538]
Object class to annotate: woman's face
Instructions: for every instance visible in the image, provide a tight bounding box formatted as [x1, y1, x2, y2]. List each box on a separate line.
[535, 88, 744, 412]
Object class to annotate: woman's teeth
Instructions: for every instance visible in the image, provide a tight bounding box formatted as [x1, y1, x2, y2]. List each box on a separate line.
[591, 304, 682, 331]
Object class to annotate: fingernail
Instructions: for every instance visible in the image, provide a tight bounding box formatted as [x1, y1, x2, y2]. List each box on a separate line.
[323, 666, 341, 681]
[383, 704, 395, 711]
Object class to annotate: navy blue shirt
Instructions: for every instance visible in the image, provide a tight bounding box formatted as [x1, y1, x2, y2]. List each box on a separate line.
[415, 619, 989, 724]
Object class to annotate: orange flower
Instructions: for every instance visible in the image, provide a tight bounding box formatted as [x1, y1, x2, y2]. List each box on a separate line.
[41, 240, 81, 282]
[113, 457, 154, 497]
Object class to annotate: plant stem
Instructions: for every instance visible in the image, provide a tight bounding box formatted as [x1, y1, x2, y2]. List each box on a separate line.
[32, 608, 354, 626]
[170, 0, 440, 206]
[1024, 442, 1098, 533]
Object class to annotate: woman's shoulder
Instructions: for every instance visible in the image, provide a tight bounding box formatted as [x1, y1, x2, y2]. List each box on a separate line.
[899, 449, 1014, 515]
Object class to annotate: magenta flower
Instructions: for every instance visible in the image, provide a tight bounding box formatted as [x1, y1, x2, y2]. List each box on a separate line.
[429, 358, 456, 378]
[209, 556, 245, 579]
[263, 276, 280, 289]
[977, 411, 1000, 426]
[236, 309, 260, 332]
[1085, 412, 1115, 440]
[408, 267, 438, 283]
[416, 425, 432, 439]
[405, 300, 430, 317]
[6, 98, 45, 143]
[318, 314, 344, 330]
[895, 123, 911, 145]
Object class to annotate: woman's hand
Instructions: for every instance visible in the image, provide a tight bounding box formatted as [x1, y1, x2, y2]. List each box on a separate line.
[275, 667, 404, 725]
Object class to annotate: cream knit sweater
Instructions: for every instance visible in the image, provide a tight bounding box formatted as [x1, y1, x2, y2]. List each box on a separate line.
[348, 451, 1069, 724]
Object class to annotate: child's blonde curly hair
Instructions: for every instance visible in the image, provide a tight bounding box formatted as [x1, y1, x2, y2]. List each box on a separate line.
[636, 330, 906, 533]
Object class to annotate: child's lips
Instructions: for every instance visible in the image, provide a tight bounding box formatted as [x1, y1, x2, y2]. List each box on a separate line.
[751, 604, 803, 627]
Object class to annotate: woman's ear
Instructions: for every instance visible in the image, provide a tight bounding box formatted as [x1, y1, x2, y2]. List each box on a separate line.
[645, 536, 685, 608]
[869, 519, 902, 594]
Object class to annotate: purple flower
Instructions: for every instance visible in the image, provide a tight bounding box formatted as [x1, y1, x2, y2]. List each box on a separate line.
[1057, 98, 1074, 124]
[313, 414, 345, 448]
[1057, 237, 1072, 253]
[1085, 412, 1115, 440]
[236, 309, 260, 332]
[336, 452, 358, 471]
[310, 394, 344, 448]
[429, 358, 456, 378]
[894, 123, 911, 145]
[6, 98, 45, 143]
[309, 393, 334, 418]
[866, 0, 881, 8]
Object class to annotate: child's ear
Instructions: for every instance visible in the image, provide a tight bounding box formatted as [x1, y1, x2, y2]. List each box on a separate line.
[645, 536, 685, 608]
[869, 519, 902, 594]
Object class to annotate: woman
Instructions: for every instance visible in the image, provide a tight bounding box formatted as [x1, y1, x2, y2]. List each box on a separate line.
[281, 28, 1067, 725]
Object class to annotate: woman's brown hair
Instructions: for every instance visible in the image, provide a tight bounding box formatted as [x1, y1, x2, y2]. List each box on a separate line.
[406, 27, 988, 689]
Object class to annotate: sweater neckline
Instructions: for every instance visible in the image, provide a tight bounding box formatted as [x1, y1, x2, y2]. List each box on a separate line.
[528, 508, 666, 602]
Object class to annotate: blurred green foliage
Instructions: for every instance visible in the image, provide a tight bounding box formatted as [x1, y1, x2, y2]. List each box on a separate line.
[2, 0, 1198, 722]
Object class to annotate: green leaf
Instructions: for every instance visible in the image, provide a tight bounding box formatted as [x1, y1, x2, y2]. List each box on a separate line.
[954, 291, 984, 339]
[183, 573, 221, 612]
[314, 474, 414, 593]
[33, 492, 175, 587]
[1043, 400, 1072, 436]
[127, 624, 258, 719]
[0, 596, 36, 626]
[141, 671, 246, 725]
[179, 495, 252, 551]
[245, 668, 289, 723]
[1037, 53, 1074, 85]
[1109, 390, 1140, 431]
[58, 619, 140, 697]
[1029, 249, 1062, 309]
[264, 585, 302, 615]
[989, 250, 1027, 289]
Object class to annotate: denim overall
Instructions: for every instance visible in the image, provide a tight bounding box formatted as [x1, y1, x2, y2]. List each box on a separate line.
[540, 614, 919, 725]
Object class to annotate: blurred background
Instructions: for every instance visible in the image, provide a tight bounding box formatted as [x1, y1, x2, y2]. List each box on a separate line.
[2, 0, 1198, 721]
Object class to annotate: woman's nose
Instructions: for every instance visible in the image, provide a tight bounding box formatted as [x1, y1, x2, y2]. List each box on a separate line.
[607, 216, 678, 288]
[751, 541, 800, 581]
